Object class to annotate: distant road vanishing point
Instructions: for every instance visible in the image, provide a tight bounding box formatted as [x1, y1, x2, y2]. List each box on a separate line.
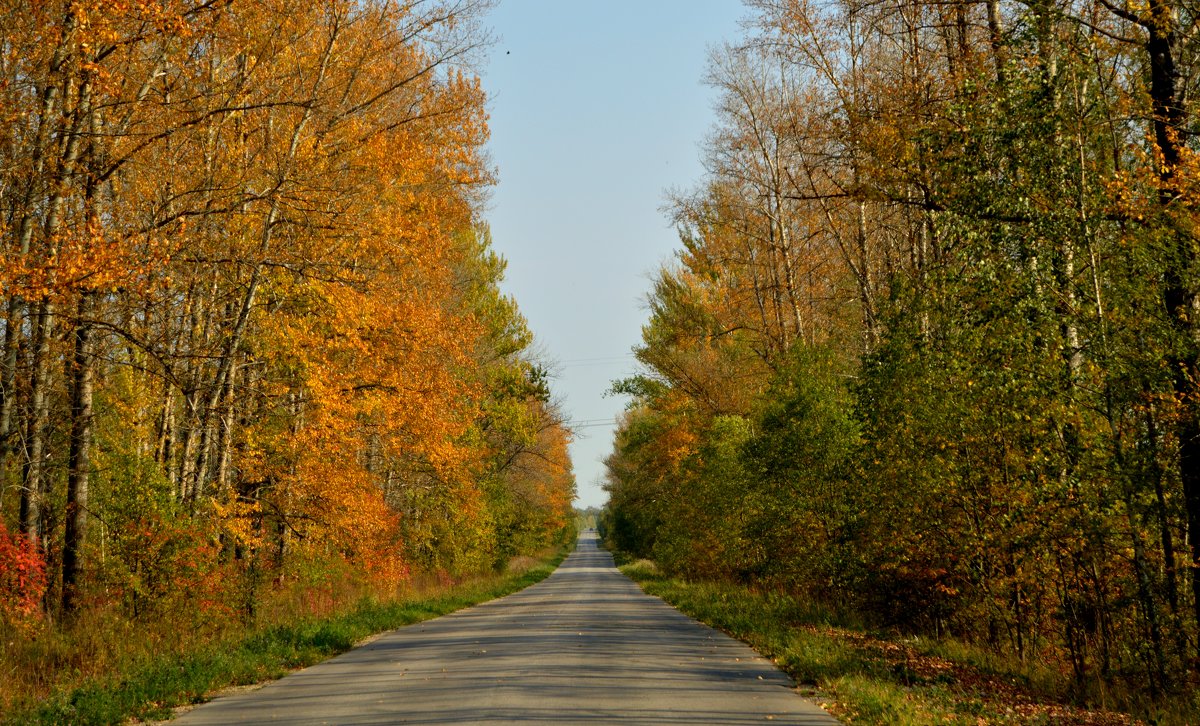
[172, 532, 839, 725]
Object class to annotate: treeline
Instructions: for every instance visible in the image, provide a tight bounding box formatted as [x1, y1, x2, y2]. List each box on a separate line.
[0, 0, 574, 633]
[604, 0, 1198, 706]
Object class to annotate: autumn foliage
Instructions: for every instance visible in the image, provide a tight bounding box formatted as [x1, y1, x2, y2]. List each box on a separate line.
[605, 0, 1200, 714]
[0, 0, 573, 696]
[0, 521, 46, 628]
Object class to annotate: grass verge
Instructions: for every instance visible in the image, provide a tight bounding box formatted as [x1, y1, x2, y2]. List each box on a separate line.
[6, 551, 566, 726]
[620, 560, 1196, 726]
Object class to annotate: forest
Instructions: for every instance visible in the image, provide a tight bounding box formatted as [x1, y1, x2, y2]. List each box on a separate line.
[0, 0, 575, 707]
[603, 0, 1200, 711]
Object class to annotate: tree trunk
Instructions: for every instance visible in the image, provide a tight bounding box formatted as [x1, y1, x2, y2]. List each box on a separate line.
[0, 297, 24, 496]
[986, 0, 1005, 84]
[19, 299, 53, 546]
[1138, 0, 1199, 661]
[14, 10, 84, 547]
[62, 291, 96, 614]
[214, 360, 238, 493]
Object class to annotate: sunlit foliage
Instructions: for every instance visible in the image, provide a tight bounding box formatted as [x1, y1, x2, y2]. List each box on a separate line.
[0, 0, 572, 667]
[606, 0, 1200, 710]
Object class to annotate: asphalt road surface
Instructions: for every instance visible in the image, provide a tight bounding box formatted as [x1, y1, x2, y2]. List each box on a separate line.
[172, 532, 839, 724]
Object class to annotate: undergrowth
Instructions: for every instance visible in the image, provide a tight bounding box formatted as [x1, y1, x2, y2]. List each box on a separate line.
[619, 560, 1198, 726]
[2, 550, 566, 726]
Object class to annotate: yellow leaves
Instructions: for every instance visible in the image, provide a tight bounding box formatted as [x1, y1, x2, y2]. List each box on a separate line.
[1, 0, 523, 596]
[211, 495, 264, 550]
[232, 127, 491, 568]
[0, 223, 169, 300]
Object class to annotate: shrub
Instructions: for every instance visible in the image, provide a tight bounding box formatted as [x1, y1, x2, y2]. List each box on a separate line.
[0, 521, 47, 629]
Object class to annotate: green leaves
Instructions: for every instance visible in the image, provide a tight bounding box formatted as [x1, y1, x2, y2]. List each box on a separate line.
[607, 0, 1200, 713]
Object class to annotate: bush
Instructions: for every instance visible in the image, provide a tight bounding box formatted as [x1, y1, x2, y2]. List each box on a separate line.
[0, 521, 46, 629]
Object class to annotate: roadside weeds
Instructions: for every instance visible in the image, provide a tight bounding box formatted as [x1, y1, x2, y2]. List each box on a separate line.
[4, 550, 567, 726]
[619, 560, 1195, 726]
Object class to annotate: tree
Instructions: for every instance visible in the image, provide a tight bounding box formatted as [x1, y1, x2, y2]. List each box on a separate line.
[607, 0, 1200, 705]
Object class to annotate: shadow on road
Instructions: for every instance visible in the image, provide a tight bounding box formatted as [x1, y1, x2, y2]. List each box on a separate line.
[172, 533, 839, 725]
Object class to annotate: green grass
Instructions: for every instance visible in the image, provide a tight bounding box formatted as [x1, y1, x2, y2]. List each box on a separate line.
[7, 553, 565, 726]
[619, 560, 1193, 725]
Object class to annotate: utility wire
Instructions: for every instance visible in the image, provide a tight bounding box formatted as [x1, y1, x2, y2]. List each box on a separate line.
[558, 355, 636, 364]
[566, 418, 618, 429]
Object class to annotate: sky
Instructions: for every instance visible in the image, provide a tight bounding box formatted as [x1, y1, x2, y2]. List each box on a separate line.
[480, 0, 746, 509]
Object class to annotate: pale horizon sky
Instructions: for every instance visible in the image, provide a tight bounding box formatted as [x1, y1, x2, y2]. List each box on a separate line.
[481, 0, 746, 509]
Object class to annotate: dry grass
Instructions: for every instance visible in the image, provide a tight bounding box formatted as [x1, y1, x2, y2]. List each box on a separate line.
[620, 564, 1198, 726]
[0, 547, 567, 726]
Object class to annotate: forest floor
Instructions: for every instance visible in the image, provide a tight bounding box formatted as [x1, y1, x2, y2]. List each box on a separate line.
[0, 549, 567, 726]
[620, 560, 1197, 726]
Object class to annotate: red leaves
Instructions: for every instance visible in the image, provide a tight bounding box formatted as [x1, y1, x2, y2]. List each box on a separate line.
[0, 521, 47, 627]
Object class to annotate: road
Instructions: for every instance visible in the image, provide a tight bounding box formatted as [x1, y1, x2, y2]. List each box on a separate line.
[172, 532, 839, 724]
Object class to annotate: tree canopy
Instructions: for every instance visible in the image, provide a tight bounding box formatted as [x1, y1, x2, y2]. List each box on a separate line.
[605, 0, 1200, 703]
[0, 0, 574, 636]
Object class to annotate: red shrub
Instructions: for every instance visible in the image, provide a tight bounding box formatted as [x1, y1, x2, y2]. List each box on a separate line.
[0, 521, 46, 625]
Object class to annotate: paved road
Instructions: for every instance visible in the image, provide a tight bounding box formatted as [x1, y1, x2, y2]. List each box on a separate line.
[173, 532, 839, 724]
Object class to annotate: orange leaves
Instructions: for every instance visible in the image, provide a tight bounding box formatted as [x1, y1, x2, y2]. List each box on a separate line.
[219, 8, 499, 574]
[0, 0, 550, 631]
[0, 223, 169, 300]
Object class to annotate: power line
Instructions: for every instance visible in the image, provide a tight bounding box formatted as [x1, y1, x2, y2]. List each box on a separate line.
[566, 418, 618, 429]
[556, 355, 639, 369]
[558, 355, 636, 364]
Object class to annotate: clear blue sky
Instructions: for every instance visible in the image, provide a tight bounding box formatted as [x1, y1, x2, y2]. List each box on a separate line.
[481, 0, 746, 509]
